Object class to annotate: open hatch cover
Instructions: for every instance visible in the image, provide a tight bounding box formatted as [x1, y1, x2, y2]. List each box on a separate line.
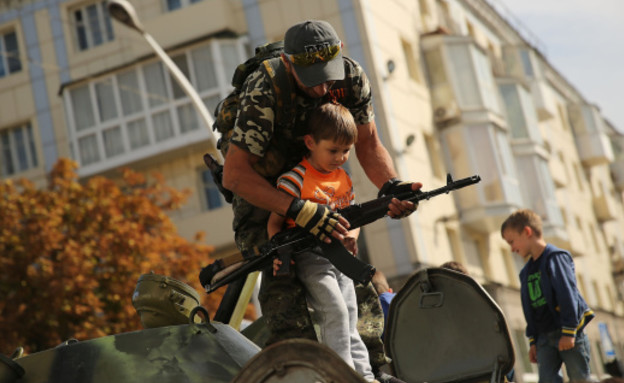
[385, 267, 515, 383]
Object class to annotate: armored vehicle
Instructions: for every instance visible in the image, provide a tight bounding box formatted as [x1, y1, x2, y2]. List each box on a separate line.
[2, 268, 514, 383]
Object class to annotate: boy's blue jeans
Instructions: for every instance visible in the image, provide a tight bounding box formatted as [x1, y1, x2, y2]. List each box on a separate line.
[536, 330, 592, 383]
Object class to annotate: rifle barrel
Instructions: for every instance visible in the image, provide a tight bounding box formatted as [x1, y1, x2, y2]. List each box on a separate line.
[408, 175, 481, 203]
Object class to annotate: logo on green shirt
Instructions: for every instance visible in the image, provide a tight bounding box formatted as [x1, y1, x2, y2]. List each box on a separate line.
[528, 271, 547, 308]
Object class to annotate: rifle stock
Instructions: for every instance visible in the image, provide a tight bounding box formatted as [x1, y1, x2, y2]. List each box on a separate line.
[199, 173, 481, 293]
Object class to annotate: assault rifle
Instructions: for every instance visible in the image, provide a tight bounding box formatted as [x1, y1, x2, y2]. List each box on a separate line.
[199, 173, 481, 293]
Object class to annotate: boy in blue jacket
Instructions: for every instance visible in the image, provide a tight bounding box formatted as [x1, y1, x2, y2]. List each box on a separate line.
[501, 209, 594, 383]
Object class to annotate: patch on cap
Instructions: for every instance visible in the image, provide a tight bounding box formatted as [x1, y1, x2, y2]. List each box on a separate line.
[284, 20, 344, 87]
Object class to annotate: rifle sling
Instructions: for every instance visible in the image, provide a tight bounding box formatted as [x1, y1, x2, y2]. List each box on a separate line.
[319, 240, 376, 285]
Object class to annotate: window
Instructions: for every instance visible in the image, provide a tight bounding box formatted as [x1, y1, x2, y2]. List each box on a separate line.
[0, 29, 22, 78]
[1, 123, 38, 177]
[401, 38, 422, 83]
[445, 42, 501, 114]
[72, 1, 114, 51]
[424, 133, 445, 179]
[499, 82, 541, 142]
[606, 286, 617, 313]
[589, 224, 601, 253]
[164, 0, 203, 12]
[573, 163, 585, 191]
[557, 104, 571, 132]
[64, 37, 248, 172]
[462, 233, 485, 281]
[592, 280, 604, 308]
[200, 169, 224, 211]
[519, 49, 534, 77]
[501, 246, 520, 288]
[558, 152, 570, 184]
[466, 21, 476, 39]
[445, 228, 466, 266]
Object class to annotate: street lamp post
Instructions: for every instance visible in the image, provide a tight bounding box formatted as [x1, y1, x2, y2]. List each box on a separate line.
[107, 0, 222, 162]
[107, 0, 259, 329]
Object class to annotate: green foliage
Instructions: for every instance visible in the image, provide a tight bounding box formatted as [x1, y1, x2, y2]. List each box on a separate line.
[0, 158, 224, 353]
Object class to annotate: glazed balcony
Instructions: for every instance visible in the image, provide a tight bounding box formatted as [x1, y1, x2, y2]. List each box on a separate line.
[567, 103, 614, 167]
[439, 124, 522, 233]
[421, 35, 505, 129]
[610, 158, 624, 191]
[501, 45, 555, 121]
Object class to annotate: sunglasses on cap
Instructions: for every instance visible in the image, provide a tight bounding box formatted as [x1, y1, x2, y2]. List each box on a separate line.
[287, 43, 341, 67]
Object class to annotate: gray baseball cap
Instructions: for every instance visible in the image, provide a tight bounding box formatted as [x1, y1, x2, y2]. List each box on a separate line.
[284, 20, 345, 87]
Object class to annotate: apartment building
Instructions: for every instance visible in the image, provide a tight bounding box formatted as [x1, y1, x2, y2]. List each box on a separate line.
[1, 0, 623, 381]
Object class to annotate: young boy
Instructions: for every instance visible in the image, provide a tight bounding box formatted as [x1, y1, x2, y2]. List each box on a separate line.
[501, 209, 594, 383]
[268, 102, 378, 383]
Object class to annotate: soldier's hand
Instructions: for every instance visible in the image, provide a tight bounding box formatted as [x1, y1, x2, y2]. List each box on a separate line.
[286, 199, 349, 243]
[378, 179, 423, 218]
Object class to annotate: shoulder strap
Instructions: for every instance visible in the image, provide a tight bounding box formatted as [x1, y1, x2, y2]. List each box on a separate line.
[262, 57, 296, 128]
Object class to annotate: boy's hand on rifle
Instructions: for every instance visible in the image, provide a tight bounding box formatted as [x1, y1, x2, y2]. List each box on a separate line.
[378, 179, 423, 218]
[286, 199, 350, 243]
[272, 257, 295, 276]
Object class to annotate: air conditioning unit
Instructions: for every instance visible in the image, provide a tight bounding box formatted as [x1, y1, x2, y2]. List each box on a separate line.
[433, 102, 460, 125]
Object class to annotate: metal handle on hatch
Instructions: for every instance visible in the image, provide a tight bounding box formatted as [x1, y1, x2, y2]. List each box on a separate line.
[419, 291, 444, 309]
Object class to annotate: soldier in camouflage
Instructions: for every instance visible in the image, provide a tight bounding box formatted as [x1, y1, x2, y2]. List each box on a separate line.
[222, 20, 422, 383]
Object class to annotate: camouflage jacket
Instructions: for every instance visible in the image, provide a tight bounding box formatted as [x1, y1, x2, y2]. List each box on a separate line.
[228, 56, 375, 250]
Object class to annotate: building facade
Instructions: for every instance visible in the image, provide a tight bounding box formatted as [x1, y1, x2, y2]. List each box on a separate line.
[1, 0, 623, 381]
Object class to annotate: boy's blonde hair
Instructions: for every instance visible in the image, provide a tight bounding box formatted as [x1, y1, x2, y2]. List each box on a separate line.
[307, 102, 358, 146]
[500, 209, 543, 238]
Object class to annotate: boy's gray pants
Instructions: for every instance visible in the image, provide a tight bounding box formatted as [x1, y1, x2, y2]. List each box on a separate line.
[294, 250, 374, 382]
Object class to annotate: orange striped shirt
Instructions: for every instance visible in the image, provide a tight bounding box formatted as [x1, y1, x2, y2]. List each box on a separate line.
[277, 157, 354, 228]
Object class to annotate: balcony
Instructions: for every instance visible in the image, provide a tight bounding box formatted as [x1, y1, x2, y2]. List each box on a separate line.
[575, 132, 615, 167]
[567, 103, 614, 167]
[513, 153, 565, 235]
[501, 45, 555, 121]
[61, 37, 249, 178]
[529, 81, 555, 121]
[610, 158, 624, 191]
[592, 180, 617, 222]
[543, 222, 570, 251]
[497, 79, 542, 143]
[593, 192, 617, 222]
[421, 34, 505, 129]
[568, 228, 588, 258]
[549, 151, 568, 188]
[439, 124, 523, 233]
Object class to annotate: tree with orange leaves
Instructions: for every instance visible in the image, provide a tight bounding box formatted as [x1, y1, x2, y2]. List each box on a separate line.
[0, 158, 228, 353]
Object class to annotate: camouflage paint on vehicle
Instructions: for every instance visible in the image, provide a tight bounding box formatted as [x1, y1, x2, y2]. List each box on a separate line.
[8, 319, 260, 383]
